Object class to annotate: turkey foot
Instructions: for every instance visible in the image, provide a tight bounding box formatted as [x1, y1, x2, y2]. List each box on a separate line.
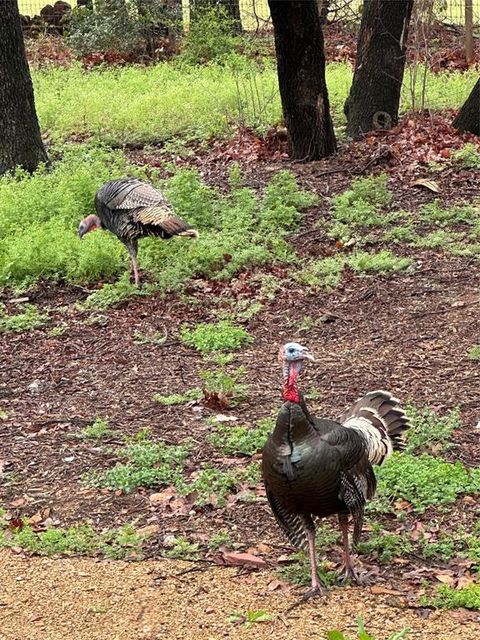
[338, 564, 368, 586]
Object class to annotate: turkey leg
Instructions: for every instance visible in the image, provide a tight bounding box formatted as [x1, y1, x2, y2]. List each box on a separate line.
[338, 513, 360, 584]
[126, 242, 140, 286]
[306, 528, 324, 596]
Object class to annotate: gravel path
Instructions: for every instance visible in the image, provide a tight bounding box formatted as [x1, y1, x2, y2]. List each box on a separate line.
[0, 550, 478, 640]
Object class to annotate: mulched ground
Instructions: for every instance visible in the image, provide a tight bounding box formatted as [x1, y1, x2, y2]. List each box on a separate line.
[1, 117, 480, 637]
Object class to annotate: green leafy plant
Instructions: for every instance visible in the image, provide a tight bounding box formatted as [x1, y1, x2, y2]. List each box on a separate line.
[87, 439, 191, 493]
[79, 418, 113, 440]
[295, 256, 345, 290]
[209, 529, 233, 550]
[133, 330, 167, 345]
[0, 304, 48, 333]
[182, 466, 238, 507]
[163, 536, 200, 560]
[422, 583, 480, 610]
[346, 250, 412, 276]
[0, 520, 146, 560]
[419, 532, 462, 562]
[228, 610, 272, 629]
[180, 320, 253, 352]
[405, 405, 459, 453]
[153, 389, 202, 406]
[208, 417, 273, 456]
[327, 617, 410, 640]
[81, 276, 152, 311]
[468, 345, 480, 361]
[331, 174, 394, 227]
[279, 551, 337, 588]
[179, 5, 240, 65]
[374, 453, 480, 513]
[357, 523, 413, 563]
[451, 143, 480, 169]
[200, 366, 249, 406]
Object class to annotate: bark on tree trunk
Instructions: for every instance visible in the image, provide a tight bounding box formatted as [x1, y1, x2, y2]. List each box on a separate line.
[345, 0, 414, 140]
[0, 0, 48, 176]
[268, 0, 336, 161]
[453, 78, 480, 136]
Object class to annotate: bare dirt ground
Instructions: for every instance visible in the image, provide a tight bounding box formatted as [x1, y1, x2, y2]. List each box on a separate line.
[1, 118, 480, 639]
[1, 551, 479, 640]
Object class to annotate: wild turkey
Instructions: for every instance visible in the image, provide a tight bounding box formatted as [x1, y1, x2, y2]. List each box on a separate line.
[262, 342, 409, 596]
[78, 178, 198, 285]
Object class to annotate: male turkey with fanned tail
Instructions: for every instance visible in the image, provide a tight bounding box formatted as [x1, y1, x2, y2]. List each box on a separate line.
[78, 178, 198, 286]
[262, 342, 409, 598]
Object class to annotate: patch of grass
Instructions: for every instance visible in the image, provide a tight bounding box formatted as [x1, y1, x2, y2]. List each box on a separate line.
[200, 366, 249, 406]
[183, 466, 239, 507]
[419, 201, 477, 226]
[163, 536, 200, 560]
[382, 223, 417, 244]
[331, 174, 394, 227]
[153, 389, 202, 406]
[412, 230, 461, 249]
[80, 275, 153, 310]
[208, 417, 273, 456]
[328, 617, 410, 640]
[0, 520, 145, 560]
[346, 250, 412, 276]
[0, 304, 48, 333]
[419, 532, 462, 562]
[295, 256, 345, 290]
[405, 405, 459, 454]
[87, 440, 191, 493]
[180, 320, 253, 352]
[468, 345, 480, 361]
[374, 453, 480, 513]
[422, 583, 480, 610]
[79, 418, 113, 440]
[451, 143, 480, 170]
[49, 324, 68, 337]
[357, 524, 413, 563]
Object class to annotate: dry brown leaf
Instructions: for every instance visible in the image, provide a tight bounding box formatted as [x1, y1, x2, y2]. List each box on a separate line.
[411, 178, 441, 192]
[456, 575, 476, 589]
[221, 551, 267, 569]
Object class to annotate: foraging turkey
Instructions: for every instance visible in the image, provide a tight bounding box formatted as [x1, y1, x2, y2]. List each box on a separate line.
[78, 178, 198, 285]
[262, 342, 409, 596]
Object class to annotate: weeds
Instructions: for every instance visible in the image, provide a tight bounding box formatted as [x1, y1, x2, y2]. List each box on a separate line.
[331, 174, 393, 227]
[357, 524, 413, 563]
[228, 610, 272, 629]
[87, 440, 191, 493]
[279, 552, 337, 588]
[80, 276, 153, 310]
[451, 143, 480, 170]
[180, 320, 253, 352]
[200, 366, 249, 406]
[79, 418, 113, 440]
[0, 520, 145, 560]
[208, 417, 273, 456]
[346, 250, 412, 276]
[468, 345, 480, 361]
[153, 389, 202, 406]
[405, 405, 459, 454]
[0, 304, 48, 333]
[374, 453, 480, 513]
[163, 536, 201, 560]
[328, 617, 410, 640]
[209, 530, 233, 550]
[422, 583, 480, 610]
[419, 201, 477, 226]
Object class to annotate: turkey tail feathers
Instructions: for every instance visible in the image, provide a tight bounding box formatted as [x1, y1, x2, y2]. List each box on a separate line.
[339, 390, 409, 465]
[178, 229, 199, 238]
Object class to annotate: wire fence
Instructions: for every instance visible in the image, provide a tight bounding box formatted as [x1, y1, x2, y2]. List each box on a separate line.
[17, 0, 480, 63]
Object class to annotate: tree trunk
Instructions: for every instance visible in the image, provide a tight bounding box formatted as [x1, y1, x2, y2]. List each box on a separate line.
[453, 78, 480, 136]
[0, 0, 48, 176]
[268, 0, 337, 161]
[345, 0, 414, 140]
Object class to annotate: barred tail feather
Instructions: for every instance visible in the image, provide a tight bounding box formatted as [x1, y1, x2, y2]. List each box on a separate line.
[339, 390, 409, 465]
[178, 229, 199, 238]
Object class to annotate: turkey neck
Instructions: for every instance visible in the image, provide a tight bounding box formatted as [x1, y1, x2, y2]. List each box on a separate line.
[283, 360, 302, 403]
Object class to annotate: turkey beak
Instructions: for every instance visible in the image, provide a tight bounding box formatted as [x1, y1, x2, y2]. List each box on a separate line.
[302, 349, 315, 361]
